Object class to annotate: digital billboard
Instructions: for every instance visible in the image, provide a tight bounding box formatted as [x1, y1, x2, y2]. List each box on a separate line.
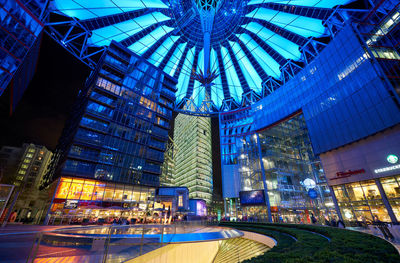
[239, 190, 265, 206]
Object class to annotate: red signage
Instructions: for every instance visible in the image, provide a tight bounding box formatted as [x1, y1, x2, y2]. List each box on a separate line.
[330, 169, 366, 180]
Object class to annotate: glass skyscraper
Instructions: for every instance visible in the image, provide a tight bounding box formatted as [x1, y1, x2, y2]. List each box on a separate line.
[0, 0, 45, 112]
[173, 113, 213, 204]
[42, 41, 177, 221]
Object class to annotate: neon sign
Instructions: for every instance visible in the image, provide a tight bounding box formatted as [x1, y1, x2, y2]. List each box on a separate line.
[374, 164, 400, 174]
[387, 154, 398, 164]
[330, 169, 365, 180]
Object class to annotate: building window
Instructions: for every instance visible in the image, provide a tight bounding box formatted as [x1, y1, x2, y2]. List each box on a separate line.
[23, 159, 30, 163]
[178, 195, 183, 207]
[26, 153, 33, 158]
[18, 170, 26, 175]
[21, 164, 28, 169]
[28, 148, 35, 153]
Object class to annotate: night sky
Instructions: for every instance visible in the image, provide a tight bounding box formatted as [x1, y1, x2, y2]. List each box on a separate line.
[0, 34, 222, 196]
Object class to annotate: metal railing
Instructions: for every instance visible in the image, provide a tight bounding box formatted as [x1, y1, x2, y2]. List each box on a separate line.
[0, 221, 216, 263]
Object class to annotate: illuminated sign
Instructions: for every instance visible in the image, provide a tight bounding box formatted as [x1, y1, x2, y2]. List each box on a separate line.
[387, 154, 398, 164]
[239, 190, 265, 206]
[303, 178, 316, 189]
[374, 164, 400, 174]
[308, 189, 318, 199]
[64, 200, 78, 209]
[330, 169, 365, 180]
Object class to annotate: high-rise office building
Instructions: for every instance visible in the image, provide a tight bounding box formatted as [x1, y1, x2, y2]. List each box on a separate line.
[0, 143, 52, 223]
[173, 113, 213, 204]
[159, 137, 176, 187]
[0, 0, 46, 113]
[43, 41, 176, 221]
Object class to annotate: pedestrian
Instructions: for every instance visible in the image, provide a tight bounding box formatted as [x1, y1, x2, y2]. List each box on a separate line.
[330, 217, 337, 227]
[337, 217, 345, 228]
[311, 213, 317, 224]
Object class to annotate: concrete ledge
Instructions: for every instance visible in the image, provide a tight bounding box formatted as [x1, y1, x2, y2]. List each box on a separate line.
[240, 230, 277, 248]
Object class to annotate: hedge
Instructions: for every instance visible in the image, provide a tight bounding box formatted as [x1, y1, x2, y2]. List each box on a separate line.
[220, 222, 400, 263]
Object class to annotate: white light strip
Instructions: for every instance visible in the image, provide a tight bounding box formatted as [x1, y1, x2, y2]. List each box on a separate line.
[374, 164, 400, 174]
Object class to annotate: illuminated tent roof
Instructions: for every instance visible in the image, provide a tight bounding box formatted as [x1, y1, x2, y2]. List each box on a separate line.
[48, 0, 361, 114]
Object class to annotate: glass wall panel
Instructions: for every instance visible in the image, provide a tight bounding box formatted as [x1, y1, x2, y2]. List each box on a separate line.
[93, 182, 105, 201]
[81, 180, 95, 200]
[389, 200, 400, 221]
[55, 179, 71, 199]
[103, 183, 115, 201]
[346, 182, 365, 201]
[113, 185, 124, 201]
[123, 185, 133, 201]
[67, 181, 83, 199]
[380, 177, 400, 199]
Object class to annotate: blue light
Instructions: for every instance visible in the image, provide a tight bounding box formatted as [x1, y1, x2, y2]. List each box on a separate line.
[221, 46, 242, 103]
[149, 36, 180, 67]
[247, 0, 352, 8]
[53, 0, 169, 19]
[229, 41, 262, 94]
[128, 26, 174, 55]
[238, 34, 280, 79]
[176, 47, 195, 102]
[50, 0, 357, 113]
[243, 22, 301, 60]
[246, 8, 327, 37]
[88, 12, 171, 47]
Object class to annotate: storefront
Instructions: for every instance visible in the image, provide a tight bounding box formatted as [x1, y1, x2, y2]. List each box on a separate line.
[320, 125, 400, 224]
[47, 177, 156, 224]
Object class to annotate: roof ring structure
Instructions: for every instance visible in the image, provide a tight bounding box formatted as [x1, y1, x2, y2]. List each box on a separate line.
[46, 0, 366, 115]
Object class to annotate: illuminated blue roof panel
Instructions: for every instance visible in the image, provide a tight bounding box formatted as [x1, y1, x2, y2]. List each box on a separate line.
[247, 0, 352, 9]
[128, 25, 174, 55]
[243, 22, 301, 60]
[176, 47, 195, 102]
[50, 0, 358, 113]
[88, 12, 170, 46]
[53, 0, 168, 19]
[246, 8, 327, 37]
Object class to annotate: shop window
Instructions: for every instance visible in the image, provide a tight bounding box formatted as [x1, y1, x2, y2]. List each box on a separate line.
[67, 182, 83, 199]
[345, 182, 365, 201]
[132, 191, 140, 202]
[389, 200, 400, 221]
[80, 180, 95, 200]
[380, 177, 400, 199]
[178, 195, 183, 207]
[123, 186, 133, 201]
[140, 191, 148, 203]
[103, 183, 115, 201]
[360, 181, 381, 200]
[369, 201, 390, 222]
[92, 182, 105, 201]
[113, 185, 124, 201]
[55, 180, 71, 199]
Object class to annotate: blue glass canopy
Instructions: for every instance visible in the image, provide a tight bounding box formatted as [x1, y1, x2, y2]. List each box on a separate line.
[49, 0, 357, 114]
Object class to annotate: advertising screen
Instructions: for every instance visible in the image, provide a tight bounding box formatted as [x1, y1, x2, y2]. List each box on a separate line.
[239, 190, 265, 206]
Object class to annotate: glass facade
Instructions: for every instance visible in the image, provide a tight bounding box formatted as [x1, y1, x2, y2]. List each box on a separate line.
[50, 177, 155, 220]
[251, 24, 400, 154]
[0, 0, 44, 111]
[220, 111, 335, 222]
[49, 0, 365, 114]
[44, 41, 177, 219]
[332, 178, 396, 223]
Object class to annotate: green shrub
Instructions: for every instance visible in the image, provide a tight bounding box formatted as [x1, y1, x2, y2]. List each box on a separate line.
[220, 222, 400, 263]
